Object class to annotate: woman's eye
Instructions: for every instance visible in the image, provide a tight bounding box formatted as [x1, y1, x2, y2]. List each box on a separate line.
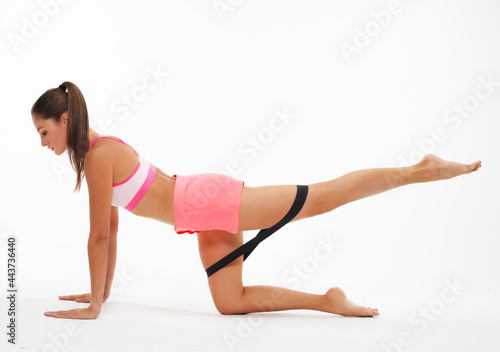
[42, 132, 47, 136]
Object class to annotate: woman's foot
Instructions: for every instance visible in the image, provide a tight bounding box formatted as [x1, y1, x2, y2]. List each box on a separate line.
[417, 154, 482, 182]
[323, 287, 379, 317]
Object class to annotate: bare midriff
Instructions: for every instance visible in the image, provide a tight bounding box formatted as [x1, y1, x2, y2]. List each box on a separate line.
[129, 167, 176, 225]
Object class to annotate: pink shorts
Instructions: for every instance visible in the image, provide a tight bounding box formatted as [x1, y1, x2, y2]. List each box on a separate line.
[173, 173, 245, 234]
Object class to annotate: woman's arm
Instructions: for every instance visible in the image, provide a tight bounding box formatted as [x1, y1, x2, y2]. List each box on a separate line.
[44, 147, 114, 319]
[85, 148, 114, 315]
[56, 206, 118, 305]
[103, 206, 118, 301]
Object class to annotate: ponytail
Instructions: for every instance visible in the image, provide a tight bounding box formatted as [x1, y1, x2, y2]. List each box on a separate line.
[31, 81, 90, 192]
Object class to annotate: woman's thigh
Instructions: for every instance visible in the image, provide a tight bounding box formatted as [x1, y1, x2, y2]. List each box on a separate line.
[238, 183, 326, 232]
[197, 230, 245, 306]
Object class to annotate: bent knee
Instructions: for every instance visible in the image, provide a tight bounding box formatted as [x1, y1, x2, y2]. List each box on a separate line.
[312, 201, 340, 217]
[305, 183, 342, 217]
[212, 292, 243, 315]
[213, 296, 245, 315]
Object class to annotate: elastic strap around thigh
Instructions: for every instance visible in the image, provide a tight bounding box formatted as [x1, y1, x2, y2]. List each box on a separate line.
[205, 184, 309, 278]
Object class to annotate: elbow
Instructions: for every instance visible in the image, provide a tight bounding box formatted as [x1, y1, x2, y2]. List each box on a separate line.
[88, 233, 110, 247]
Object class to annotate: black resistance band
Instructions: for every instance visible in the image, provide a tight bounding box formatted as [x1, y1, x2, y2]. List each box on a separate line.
[205, 184, 309, 278]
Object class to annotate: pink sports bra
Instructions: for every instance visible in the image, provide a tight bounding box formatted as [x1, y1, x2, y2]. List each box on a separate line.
[89, 135, 156, 211]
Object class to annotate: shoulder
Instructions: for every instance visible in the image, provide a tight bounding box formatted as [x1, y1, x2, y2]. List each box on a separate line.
[84, 141, 114, 181]
[84, 142, 114, 208]
[85, 141, 112, 165]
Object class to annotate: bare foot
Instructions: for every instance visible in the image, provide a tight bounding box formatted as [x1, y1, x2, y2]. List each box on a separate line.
[418, 154, 482, 181]
[323, 287, 379, 317]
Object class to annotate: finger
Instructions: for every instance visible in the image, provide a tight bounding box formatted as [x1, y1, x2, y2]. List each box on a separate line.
[75, 298, 90, 303]
[45, 310, 67, 318]
[59, 294, 89, 301]
[59, 295, 79, 300]
[45, 309, 83, 319]
[45, 309, 66, 317]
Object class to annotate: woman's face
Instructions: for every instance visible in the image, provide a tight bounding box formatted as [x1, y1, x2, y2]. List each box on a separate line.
[32, 114, 68, 156]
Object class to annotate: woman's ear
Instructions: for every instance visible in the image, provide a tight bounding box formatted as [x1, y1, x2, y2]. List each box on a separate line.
[61, 112, 69, 125]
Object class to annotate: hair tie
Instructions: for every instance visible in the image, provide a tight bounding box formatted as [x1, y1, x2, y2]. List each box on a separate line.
[59, 84, 66, 92]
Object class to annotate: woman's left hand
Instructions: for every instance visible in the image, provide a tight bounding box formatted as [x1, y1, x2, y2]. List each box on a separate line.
[44, 306, 100, 319]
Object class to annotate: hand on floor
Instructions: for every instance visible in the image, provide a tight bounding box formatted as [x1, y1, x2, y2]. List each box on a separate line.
[44, 306, 100, 319]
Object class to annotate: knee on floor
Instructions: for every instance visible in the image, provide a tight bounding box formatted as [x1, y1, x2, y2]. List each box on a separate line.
[213, 297, 244, 315]
[212, 292, 243, 315]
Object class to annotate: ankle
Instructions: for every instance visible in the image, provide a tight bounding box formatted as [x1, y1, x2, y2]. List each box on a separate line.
[317, 292, 333, 313]
[408, 163, 435, 183]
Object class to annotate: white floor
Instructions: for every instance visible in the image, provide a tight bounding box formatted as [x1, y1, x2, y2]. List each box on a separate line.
[6, 283, 498, 352]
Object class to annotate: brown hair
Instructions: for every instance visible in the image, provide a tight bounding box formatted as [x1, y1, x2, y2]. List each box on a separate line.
[31, 81, 89, 192]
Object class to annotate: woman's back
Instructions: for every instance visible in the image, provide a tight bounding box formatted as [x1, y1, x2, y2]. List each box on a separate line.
[87, 135, 176, 224]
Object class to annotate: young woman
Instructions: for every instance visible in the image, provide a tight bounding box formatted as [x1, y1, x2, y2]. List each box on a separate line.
[33, 81, 481, 320]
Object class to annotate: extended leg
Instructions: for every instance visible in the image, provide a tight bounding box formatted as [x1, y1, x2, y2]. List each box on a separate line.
[301, 154, 482, 216]
[238, 154, 482, 231]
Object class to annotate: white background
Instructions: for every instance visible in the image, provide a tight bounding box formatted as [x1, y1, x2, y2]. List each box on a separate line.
[0, 0, 499, 351]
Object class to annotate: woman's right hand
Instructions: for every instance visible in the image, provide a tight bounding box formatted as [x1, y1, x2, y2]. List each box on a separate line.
[59, 293, 109, 303]
[58, 293, 92, 303]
